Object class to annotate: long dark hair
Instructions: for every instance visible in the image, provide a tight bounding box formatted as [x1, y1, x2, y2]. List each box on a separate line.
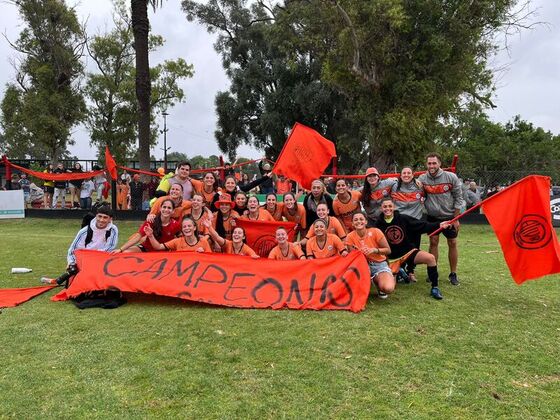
[152, 199, 175, 239]
[203, 171, 218, 191]
[361, 176, 374, 208]
[396, 166, 417, 191]
[215, 206, 233, 238]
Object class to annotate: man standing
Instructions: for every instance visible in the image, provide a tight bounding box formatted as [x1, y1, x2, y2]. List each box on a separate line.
[129, 174, 145, 211]
[18, 173, 31, 208]
[52, 163, 67, 209]
[419, 153, 464, 285]
[41, 205, 118, 286]
[158, 161, 202, 200]
[465, 181, 482, 209]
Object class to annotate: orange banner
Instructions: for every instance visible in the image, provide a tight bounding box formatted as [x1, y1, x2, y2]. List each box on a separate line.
[3, 159, 105, 181]
[235, 219, 297, 257]
[52, 249, 371, 312]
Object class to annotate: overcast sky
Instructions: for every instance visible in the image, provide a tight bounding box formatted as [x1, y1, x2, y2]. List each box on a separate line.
[0, 0, 559, 161]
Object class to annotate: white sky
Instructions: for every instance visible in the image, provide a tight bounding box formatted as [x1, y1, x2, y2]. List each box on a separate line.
[0, 0, 559, 161]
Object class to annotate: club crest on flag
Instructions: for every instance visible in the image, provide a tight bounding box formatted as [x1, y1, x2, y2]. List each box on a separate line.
[513, 214, 553, 250]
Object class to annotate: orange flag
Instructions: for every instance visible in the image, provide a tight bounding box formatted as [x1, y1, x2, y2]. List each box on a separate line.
[235, 219, 297, 257]
[105, 146, 118, 181]
[0, 285, 56, 308]
[482, 175, 560, 284]
[272, 122, 336, 190]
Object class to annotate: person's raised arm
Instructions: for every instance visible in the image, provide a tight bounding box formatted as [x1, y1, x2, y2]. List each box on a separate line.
[143, 225, 166, 251]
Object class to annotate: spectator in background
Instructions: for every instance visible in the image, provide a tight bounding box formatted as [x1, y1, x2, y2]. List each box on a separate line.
[68, 162, 83, 208]
[258, 160, 275, 194]
[129, 174, 145, 211]
[80, 178, 95, 210]
[43, 163, 54, 208]
[10, 174, 21, 190]
[120, 169, 132, 185]
[351, 180, 361, 191]
[92, 166, 107, 205]
[146, 176, 159, 199]
[116, 178, 130, 210]
[275, 175, 293, 195]
[18, 173, 31, 208]
[52, 163, 67, 209]
[465, 181, 482, 209]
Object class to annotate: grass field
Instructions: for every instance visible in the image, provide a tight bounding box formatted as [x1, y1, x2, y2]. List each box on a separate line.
[0, 218, 559, 418]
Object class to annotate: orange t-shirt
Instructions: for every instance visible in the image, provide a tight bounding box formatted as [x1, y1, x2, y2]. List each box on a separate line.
[306, 234, 346, 259]
[282, 204, 307, 229]
[212, 210, 240, 240]
[268, 243, 304, 260]
[263, 203, 284, 221]
[222, 240, 258, 257]
[150, 196, 190, 220]
[117, 184, 129, 210]
[163, 236, 212, 252]
[200, 188, 217, 208]
[306, 216, 347, 240]
[345, 228, 387, 263]
[239, 208, 275, 222]
[333, 190, 362, 232]
[276, 179, 292, 195]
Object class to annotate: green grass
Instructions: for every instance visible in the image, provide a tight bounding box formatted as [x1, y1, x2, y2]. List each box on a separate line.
[0, 219, 559, 418]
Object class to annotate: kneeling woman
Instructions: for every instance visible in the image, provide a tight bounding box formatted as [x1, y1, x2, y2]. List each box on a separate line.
[345, 212, 393, 299]
[145, 216, 212, 252]
[113, 199, 181, 253]
[375, 198, 449, 300]
[306, 219, 348, 259]
[268, 226, 306, 260]
[203, 216, 259, 258]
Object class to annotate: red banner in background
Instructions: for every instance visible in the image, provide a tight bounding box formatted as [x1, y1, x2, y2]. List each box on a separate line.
[2, 159, 105, 181]
[235, 219, 297, 257]
[52, 249, 371, 312]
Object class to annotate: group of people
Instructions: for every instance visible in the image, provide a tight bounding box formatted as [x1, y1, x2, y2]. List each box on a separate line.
[42, 153, 465, 302]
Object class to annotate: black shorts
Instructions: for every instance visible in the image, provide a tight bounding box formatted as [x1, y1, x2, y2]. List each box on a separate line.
[427, 215, 458, 239]
[43, 186, 54, 194]
[403, 249, 421, 265]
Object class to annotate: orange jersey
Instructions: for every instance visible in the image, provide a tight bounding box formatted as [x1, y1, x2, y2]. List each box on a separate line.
[222, 240, 258, 257]
[163, 236, 212, 252]
[263, 203, 284, 221]
[276, 179, 292, 194]
[150, 196, 190, 220]
[306, 216, 347, 240]
[212, 210, 240, 240]
[306, 234, 346, 259]
[333, 190, 362, 232]
[116, 184, 129, 209]
[183, 208, 211, 236]
[268, 243, 304, 260]
[282, 204, 307, 229]
[345, 228, 387, 263]
[240, 208, 275, 222]
[200, 188, 217, 208]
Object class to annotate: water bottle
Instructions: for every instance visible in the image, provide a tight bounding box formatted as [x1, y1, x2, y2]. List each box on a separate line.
[11, 267, 33, 274]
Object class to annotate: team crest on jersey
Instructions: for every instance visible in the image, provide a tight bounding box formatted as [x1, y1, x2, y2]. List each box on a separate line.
[385, 226, 405, 244]
[328, 245, 333, 251]
[443, 185, 449, 191]
[382, 190, 388, 196]
[415, 193, 421, 199]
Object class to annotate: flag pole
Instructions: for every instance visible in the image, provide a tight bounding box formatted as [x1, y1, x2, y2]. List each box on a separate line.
[428, 175, 550, 236]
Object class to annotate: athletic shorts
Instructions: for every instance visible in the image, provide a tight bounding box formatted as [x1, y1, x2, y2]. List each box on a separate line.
[403, 249, 420, 266]
[43, 186, 54, 194]
[427, 215, 458, 239]
[368, 260, 392, 280]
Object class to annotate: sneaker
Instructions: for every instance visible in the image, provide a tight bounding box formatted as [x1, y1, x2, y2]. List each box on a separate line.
[40, 276, 57, 285]
[449, 272, 459, 286]
[378, 290, 388, 299]
[430, 287, 443, 300]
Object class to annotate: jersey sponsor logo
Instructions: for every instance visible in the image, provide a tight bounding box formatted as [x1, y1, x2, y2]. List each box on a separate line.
[513, 214, 552, 250]
[370, 187, 392, 201]
[391, 191, 424, 203]
[424, 183, 453, 195]
[385, 225, 405, 244]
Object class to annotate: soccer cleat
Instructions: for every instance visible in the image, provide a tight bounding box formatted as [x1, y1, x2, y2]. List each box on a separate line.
[40, 276, 57, 285]
[378, 290, 388, 299]
[448, 272, 459, 286]
[430, 287, 443, 300]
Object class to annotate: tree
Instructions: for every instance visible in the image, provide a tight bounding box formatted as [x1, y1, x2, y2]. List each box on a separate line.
[131, 0, 165, 172]
[85, 0, 193, 163]
[182, 0, 367, 172]
[0, 0, 86, 160]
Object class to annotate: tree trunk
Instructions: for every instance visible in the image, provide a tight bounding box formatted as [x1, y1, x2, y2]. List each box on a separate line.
[131, 0, 151, 172]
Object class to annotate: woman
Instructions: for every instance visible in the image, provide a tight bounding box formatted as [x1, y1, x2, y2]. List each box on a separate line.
[302, 179, 334, 227]
[145, 216, 212, 252]
[149, 183, 190, 221]
[204, 216, 259, 258]
[390, 166, 425, 280]
[213, 193, 240, 240]
[305, 219, 348, 259]
[281, 192, 306, 232]
[333, 178, 362, 233]
[268, 226, 306, 260]
[233, 191, 248, 215]
[68, 162, 83, 208]
[240, 196, 275, 221]
[375, 198, 447, 299]
[116, 179, 130, 210]
[182, 193, 212, 239]
[42, 163, 54, 208]
[302, 203, 346, 247]
[113, 199, 181, 253]
[361, 167, 397, 225]
[262, 193, 284, 221]
[201, 171, 219, 210]
[345, 212, 394, 299]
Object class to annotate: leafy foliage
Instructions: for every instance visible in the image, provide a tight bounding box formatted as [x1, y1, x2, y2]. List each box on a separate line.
[0, 0, 86, 160]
